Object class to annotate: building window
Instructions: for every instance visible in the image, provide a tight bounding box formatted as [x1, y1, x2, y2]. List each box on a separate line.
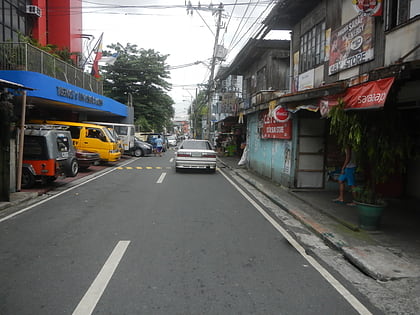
[0, 0, 27, 42]
[299, 21, 326, 73]
[386, 0, 420, 30]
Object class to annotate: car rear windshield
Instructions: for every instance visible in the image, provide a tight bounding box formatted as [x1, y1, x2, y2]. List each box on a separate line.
[180, 141, 212, 150]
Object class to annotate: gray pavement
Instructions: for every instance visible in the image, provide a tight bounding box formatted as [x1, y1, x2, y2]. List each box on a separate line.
[217, 156, 420, 283]
[2, 156, 420, 283]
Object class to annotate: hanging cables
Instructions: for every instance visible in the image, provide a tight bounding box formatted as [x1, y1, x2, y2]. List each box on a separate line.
[224, 0, 276, 61]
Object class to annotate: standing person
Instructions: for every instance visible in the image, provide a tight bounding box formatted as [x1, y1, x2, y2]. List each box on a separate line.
[333, 146, 356, 206]
[155, 135, 164, 157]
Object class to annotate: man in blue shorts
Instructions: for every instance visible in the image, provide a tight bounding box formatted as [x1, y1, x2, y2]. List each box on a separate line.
[333, 147, 356, 206]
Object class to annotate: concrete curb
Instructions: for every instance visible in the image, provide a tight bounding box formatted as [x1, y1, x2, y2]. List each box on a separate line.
[0, 192, 39, 212]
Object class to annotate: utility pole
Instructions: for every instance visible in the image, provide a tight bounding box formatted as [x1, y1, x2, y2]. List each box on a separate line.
[206, 3, 224, 140]
[186, 2, 224, 140]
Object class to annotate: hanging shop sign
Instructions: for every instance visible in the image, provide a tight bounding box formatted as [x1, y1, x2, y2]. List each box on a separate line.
[328, 14, 374, 75]
[319, 77, 395, 116]
[260, 109, 292, 140]
[343, 76, 395, 109]
[352, 0, 383, 17]
[273, 105, 291, 123]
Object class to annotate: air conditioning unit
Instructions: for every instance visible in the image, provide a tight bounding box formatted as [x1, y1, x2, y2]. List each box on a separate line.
[26, 5, 42, 17]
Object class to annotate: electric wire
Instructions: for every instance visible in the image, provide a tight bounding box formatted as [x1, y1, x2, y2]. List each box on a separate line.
[227, 0, 254, 51]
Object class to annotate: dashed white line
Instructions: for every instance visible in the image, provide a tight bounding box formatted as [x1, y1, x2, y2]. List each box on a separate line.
[157, 172, 167, 183]
[72, 240, 131, 315]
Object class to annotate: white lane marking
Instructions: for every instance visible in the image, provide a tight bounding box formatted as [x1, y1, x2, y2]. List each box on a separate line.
[0, 159, 134, 224]
[157, 172, 167, 184]
[169, 158, 174, 163]
[72, 240, 130, 315]
[219, 170, 372, 315]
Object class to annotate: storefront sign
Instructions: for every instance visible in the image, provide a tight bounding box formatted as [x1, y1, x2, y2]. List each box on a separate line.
[260, 110, 292, 139]
[273, 106, 291, 123]
[319, 77, 395, 115]
[56, 86, 103, 106]
[343, 76, 395, 109]
[328, 14, 374, 75]
[352, 0, 383, 16]
[298, 69, 314, 91]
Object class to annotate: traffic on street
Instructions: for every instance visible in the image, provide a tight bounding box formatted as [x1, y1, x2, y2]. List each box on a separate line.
[0, 150, 378, 314]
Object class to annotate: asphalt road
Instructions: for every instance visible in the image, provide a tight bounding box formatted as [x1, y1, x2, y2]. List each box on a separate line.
[0, 152, 375, 314]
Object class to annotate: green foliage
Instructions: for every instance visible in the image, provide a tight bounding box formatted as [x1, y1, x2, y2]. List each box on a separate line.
[352, 186, 386, 206]
[18, 34, 77, 65]
[102, 43, 174, 132]
[189, 90, 208, 138]
[328, 99, 414, 203]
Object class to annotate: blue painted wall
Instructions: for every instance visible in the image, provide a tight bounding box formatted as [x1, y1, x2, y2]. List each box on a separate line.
[247, 112, 295, 187]
[0, 70, 127, 117]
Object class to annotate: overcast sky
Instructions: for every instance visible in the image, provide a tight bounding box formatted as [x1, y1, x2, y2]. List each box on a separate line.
[82, 0, 289, 119]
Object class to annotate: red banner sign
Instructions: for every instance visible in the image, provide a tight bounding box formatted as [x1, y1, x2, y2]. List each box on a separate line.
[343, 76, 394, 109]
[260, 110, 292, 139]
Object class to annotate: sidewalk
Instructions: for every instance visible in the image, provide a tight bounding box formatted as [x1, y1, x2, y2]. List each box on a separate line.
[218, 156, 420, 282]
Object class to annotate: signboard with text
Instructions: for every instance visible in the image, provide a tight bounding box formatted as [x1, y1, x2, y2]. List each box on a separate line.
[328, 14, 374, 75]
[319, 77, 395, 116]
[343, 76, 395, 109]
[260, 110, 292, 139]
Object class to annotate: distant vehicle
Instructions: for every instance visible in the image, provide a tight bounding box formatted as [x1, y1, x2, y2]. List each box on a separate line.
[85, 122, 135, 154]
[167, 135, 177, 147]
[30, 120, 121, 162]
[22, 124, 79, 188]
[175, 139, 217, 173]
[132, 137, 153, 157]
[76, 150, 100, 170]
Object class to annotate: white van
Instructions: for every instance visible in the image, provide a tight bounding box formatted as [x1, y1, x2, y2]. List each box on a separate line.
[85, 122, 135, 154]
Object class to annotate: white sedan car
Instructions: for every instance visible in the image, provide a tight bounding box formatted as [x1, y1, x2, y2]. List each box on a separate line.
[175, 139, 217, 173]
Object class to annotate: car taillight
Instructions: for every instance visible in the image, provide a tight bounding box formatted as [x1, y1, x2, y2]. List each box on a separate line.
[202, 153, 216, 158]
[177, 152, 191, 157]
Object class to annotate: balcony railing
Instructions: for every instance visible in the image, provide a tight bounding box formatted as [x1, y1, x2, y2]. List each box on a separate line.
[0, 42, 103, 94]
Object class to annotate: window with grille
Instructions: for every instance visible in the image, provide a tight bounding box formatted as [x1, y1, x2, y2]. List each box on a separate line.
[299, 21, 326, 73]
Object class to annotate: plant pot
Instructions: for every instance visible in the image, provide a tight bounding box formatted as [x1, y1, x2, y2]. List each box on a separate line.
[354, 201, 385, 231]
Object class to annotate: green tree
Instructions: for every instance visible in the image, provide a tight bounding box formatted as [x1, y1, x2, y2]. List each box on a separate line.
[189, 90, 208, 138]
[102, 43, 174, 132]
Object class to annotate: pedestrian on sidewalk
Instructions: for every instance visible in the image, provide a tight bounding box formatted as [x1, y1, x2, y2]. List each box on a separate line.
[155, 135, 163, 157]
[333, 146, 356, 206]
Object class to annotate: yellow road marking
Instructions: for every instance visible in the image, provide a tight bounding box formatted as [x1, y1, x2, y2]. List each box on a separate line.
[116, 166, 173, 170]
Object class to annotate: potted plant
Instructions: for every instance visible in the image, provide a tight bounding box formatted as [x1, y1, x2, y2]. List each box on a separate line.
[328, 98, 413, 230]
[352, 185, 386, 230]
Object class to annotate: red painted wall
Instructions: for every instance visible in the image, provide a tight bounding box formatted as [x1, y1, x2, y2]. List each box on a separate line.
[31, 0, 47, 45]
[31, 0, 82, 63]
